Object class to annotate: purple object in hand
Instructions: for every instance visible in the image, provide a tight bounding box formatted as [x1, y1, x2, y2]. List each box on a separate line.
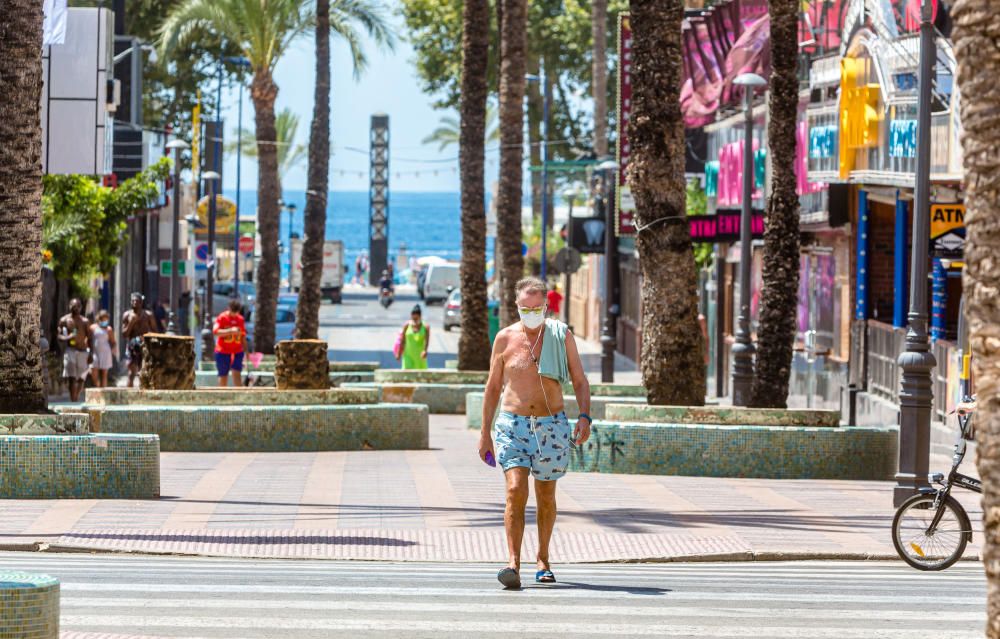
[485, 451, 496, 467]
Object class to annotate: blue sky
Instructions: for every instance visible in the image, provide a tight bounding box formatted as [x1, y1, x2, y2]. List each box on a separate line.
[219, 4, 482, 194]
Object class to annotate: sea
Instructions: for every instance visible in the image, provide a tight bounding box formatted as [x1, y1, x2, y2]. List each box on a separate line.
[224, 190, 494, 282]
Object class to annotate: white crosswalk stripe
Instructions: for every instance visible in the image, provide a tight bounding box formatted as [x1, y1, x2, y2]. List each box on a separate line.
[0, 553, 985, 638]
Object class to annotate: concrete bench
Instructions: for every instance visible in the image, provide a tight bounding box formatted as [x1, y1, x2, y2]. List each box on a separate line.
[374, 368, 488, 385]
[603, 404, 840, 427]
[343, 382, 482, 415]
[568, 421, 896, 480]
[0, 413, 89, 435]
[571, 383, 647, 398]
[0, 571, 59, 638]
[0, 434, 160, 499]
[89, 403, 428, 452]
[193, 370, 375, 388]
[85, 387, 378, 406]
[465, 392, 647, 429]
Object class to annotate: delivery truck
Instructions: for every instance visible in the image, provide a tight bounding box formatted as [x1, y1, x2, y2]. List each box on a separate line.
[290, 238, 344, 303]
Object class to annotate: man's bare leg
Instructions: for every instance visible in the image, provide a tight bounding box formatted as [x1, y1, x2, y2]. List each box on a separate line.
[218, 375, 228, 387]
[534, 478, 558, 571]
[231, 370, 241, 387]
[504, 467, 530, 571]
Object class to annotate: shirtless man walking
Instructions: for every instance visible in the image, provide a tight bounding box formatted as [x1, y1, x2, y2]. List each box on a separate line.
[122, 292, 157, 387]
[478, 277, 592, 589]
[58, 298, 90, 402]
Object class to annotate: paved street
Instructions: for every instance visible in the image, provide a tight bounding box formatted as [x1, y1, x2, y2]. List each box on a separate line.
[0, 411, 983, 561]
[0, 553, 982, 638]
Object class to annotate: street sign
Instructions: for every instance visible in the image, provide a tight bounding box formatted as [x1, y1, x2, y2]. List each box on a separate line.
[159, 260, 188, 277]
[195, 243, 209, 262]
[238, 236, 254, 254]
[554, 247, 582, 274]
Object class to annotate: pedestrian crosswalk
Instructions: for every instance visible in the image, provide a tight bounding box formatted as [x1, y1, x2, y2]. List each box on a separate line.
[0, 553, 983, 638]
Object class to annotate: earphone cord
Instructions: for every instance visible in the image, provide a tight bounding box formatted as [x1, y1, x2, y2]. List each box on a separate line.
[524, 323, 559, 452]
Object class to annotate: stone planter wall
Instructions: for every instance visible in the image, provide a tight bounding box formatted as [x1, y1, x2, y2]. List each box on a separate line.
[0, 571, 59, 638]
[84, 387, 378, 406]
[140, 334, 195, 390]
[342, 383, 483, 414]
[465, 392, 647, 429]
[603, 404, 840, 427]
[374, 369, 488, 384]
[0, 413, 89, 435]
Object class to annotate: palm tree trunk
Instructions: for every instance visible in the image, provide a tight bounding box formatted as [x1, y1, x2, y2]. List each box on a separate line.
[251, 69, 281, 354]
[591, 0, 609, 158]
[496, 0, 527, 326]
[952, 2, 1000, 635]
[750, 0, 800, 408]
[457, 0, 491, 371]
[630, 0, 705, 406]
[0, 0, 46, 414]
[295, 0, 331, 341]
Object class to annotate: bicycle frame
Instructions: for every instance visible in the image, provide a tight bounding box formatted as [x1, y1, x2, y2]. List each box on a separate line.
[922, 410, 979, 539]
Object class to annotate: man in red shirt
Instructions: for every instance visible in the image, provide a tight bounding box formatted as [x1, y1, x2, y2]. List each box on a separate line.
[546, 284, 563, 319]
[214, 298, 247, 387]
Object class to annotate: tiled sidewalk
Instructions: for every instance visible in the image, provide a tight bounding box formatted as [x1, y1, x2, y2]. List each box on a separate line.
[0, 415, 981, 562]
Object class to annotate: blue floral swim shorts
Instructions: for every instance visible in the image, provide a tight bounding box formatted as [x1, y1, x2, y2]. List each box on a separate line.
[494, 411, 573, 481]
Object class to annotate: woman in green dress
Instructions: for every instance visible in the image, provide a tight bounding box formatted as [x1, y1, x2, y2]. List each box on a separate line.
[399, 305, 430, 369]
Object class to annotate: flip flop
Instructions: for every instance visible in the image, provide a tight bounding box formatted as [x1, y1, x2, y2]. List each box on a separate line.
[535, 569, 556, 584]
[497, 567, 521, 589]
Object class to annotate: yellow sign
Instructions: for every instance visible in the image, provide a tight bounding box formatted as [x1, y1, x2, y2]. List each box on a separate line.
[839, 57, 881, 179]
[195, 194, 237, 235]
[192, 90, 201, 182]
[930, 203, 965, 239]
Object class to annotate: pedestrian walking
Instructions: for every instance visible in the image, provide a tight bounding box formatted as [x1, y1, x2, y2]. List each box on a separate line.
[122, 292, 157, 387]
[88, 310, 116, 388]
[546, 283, 563, 319]
[478, 277, 592, 589]
[213, 298, 247, 387]
[397, 304, 429, 369]
[57, 298, 90, 402]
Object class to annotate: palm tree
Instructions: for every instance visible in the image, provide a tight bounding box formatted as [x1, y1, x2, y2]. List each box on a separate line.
[228, 108, 307, 181]
[750, 0, 800, 408]
[0, 0, 46, 413]
[456, 0, 492, 370]
[496, 0, 528, 326]
[160, 0, 313, 354]
[591, 0, 609, 158]
[952, 0, 1000, 631]
[422, 103, 500, 152]
[629, 0, 705, 406]
[296, 0, 394, 341]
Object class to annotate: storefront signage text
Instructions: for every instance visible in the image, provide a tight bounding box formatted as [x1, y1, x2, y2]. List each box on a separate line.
[689, 210, 765, 243]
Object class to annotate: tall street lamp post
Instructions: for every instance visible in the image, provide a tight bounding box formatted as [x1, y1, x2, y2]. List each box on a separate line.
[526, 71, 553, 280]
[597, 158, 619, 383]
[730, 72, 767, 407]
[201, 170, 221, 360]
[225, 56, 251, 296]
[165, 138, 190, 335]
[895, 0, 936, 506]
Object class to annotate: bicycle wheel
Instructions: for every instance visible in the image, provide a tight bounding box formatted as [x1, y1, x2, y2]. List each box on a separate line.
[892, 493, 970, 571]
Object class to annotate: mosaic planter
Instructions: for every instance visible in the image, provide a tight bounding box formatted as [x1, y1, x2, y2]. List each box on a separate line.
[603, 404, 840, 427]
[465, 392, 647, 429]
[0, 571, 59, 638]
[90, 403, 428, 452]
[197, 360, 378, 373]
[374, 369, 488, 385]
[0, 434, 160, 499]
[193, 371, 375, 388]
[85, 387, 378, 406]
[0, 413, 88, 436]
[342, 383, 482, 414]
[568, 421, 896, 479]
[567, 383, 647, 398]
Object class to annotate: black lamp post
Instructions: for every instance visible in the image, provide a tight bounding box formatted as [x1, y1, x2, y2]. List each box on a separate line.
[284, 201, 297, 292]
[894, 0, 936, 506]
[730, 72, 767, 406]
[597, 158, 619, 383]
[201, 170, 221, 359]
[164, 138, 190, 335]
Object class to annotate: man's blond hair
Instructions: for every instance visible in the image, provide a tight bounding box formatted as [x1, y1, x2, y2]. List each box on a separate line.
[515, 277, 547, 297]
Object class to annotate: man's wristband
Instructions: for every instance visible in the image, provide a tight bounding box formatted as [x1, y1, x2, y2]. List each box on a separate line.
[578, 413, 592, 425]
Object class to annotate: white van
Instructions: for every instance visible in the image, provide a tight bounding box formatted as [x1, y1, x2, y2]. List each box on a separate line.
[423, 262, 460, 304]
